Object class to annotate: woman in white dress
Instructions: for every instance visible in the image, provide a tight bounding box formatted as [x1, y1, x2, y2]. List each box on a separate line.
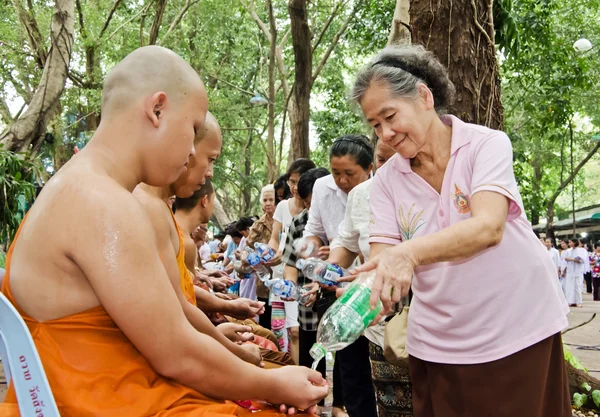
[564, 238, 586, 307]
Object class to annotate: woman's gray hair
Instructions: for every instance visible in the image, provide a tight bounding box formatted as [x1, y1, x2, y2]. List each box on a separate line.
[351, 45, 456, 114]
[260, 184, 274, 201]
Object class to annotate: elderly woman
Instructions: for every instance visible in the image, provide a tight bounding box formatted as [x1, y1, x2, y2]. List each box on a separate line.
[352, 45, 570, 417]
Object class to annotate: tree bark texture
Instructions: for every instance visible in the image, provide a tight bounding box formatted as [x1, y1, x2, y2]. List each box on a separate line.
[288, 0, 312, 160]
[411, 0, 503, 130]
[388, 0, 411, 46]
[212, 196, 232, 231]
[1, 0, 75, 153]
[266, 0, 277, 183]
[148, 0, 168, 45]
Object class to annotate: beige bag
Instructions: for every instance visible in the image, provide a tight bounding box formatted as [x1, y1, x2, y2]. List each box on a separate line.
[383, 306, 410, 366]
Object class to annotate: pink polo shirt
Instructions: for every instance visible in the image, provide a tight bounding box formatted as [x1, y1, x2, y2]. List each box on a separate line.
[369, 115, 569, 364]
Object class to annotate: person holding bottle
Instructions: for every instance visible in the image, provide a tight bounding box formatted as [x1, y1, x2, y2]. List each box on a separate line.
[327, 139, 410, 416]
[352, 44, 570, 417]
[302, 135, 377, 417]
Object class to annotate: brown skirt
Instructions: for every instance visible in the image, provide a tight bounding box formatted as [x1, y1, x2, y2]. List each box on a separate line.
[409, 333, 571, 417]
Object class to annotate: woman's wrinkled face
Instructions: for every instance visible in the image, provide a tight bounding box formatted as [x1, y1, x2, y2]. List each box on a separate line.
[330, 155, 371, 195]
[262, 190, 275, 216]
[361, 81, 435, 159]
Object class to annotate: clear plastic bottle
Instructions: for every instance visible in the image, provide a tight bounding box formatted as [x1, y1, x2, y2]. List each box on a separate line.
[266, 278, 311, 306]
[293, 238, 319, 258]
[244, 247, 271, 281]
[296, 258, 343, 286]
[309, 270, 383, 369]
[254, 242, 275, 262]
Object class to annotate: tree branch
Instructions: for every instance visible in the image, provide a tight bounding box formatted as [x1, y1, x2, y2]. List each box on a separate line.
[311, 0, 364, 84]
[104, 1, 153, 44]
[98, 0, 123, 39]
[148, 0, 168, 45]
[159, 0, 202, 45]
[12, 0, 47, 68]
[243, 0, 272, 42]
[470, 0, 493, 46]
[547, 139, 600, 208]
[75, 0, 85, 38]
[311, 0, 346, 54]
[0, 96, 14, 124]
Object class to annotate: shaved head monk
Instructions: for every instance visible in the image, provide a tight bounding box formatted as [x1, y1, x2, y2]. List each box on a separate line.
[0, 46, 327, 416]
[133, 111, 265, 364]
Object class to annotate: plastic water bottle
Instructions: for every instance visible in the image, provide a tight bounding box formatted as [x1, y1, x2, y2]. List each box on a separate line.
[266, 278, 311, 306]
[309, 271, 382, 370]
[244, 247, 271, 281]
[254, 242, 275, 262]
[296, 258, 343, 286]
[293, 238, 319, 258]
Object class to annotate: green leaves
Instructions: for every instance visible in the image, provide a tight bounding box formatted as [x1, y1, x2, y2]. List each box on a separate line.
[573, 393, 588, 409]
[592, 390, 600, 408]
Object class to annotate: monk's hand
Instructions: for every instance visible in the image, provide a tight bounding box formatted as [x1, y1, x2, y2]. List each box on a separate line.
[239, 343, 264, 367]
[268, 366, 328, 413]
[228, 298, 265, 320]
[217, 323, 255, 343]
[317, 245, 330, 260]
[354, 245, 416, 314]
[193, 271, 213, 289]
[205, 269, 229, 279]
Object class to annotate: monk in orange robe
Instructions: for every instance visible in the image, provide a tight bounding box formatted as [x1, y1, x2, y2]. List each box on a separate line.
[132, 112, 265, 365]
[0, 46, 327, 417]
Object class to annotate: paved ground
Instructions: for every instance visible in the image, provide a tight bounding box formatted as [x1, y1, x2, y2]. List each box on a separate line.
[562, 292, 600, 380]
[1, 294, 599, 405]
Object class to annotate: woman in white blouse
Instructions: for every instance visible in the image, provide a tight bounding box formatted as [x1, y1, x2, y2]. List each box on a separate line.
[564, 238, 587, 307]
[303, 134, 377, 417]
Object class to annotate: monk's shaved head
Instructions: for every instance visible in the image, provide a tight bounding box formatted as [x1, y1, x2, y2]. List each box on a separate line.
[196, 112, 221, 143]
[101, 46, 204, 117]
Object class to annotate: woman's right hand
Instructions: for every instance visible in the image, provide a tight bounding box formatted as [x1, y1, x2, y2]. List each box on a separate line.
[266, 366, 328, 413]
[265, 250, 283, 267]
[355, 244, 416, 313]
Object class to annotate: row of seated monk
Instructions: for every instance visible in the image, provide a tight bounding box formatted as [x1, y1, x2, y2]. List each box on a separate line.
[0, 46, 327, 416]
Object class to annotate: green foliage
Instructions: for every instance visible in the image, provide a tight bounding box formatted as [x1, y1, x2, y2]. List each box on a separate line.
[0, 251, 5, 269]
[0, 146, 41, 245]
[564, 344, 587, 371]
[593, 390, 600, 408]
[573, 393, 588, 409]
[502, 0, 600, 224]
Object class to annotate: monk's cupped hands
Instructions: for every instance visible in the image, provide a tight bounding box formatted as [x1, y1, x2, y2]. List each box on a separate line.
[268, 366, 328, 415]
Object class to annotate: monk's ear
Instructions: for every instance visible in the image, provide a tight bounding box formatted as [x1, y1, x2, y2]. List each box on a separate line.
[146, 92, 168, 128]
[200, 195, 209, 208]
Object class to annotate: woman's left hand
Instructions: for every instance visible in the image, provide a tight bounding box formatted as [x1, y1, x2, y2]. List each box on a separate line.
[355, 245, 417, 313]
[302, 282, 320, 307]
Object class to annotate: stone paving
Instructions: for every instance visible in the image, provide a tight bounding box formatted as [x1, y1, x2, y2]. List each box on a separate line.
[563, 292, 600, 380]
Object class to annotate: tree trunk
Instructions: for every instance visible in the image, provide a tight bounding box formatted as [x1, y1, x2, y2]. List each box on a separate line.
[566, 361, 600, 411]
[266, 0, 277, 183]
[411, 0, 503, 130]
[1, 0, 75, 152]
[288, 0, 312, 160]
[388, 0, 411, 45]
[212, 196, 232, 231]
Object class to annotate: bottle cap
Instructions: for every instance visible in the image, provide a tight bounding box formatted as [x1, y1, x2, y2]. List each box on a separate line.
[309, 343, 326, 362]
[296, 258, 306, 269]
[253, 242, 260, 249]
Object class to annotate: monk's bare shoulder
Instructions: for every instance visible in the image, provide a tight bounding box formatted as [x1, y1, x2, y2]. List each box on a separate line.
[9, 164, 159, 320]
[133, 188, 178, 253]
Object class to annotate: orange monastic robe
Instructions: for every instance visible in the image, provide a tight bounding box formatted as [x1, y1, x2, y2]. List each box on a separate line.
[168, 208, 197, 306]
[0, 226, 288, 416]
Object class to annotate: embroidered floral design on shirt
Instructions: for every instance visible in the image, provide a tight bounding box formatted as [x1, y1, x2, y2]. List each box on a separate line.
[397, 203, 426, 240]
[451, 184, 471, 214]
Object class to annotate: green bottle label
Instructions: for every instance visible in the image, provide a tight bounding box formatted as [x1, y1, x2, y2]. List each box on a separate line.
[337, 284, 382, 328]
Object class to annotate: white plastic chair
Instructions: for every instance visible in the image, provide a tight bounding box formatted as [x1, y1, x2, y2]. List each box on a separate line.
[0, 291, 60, 416]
